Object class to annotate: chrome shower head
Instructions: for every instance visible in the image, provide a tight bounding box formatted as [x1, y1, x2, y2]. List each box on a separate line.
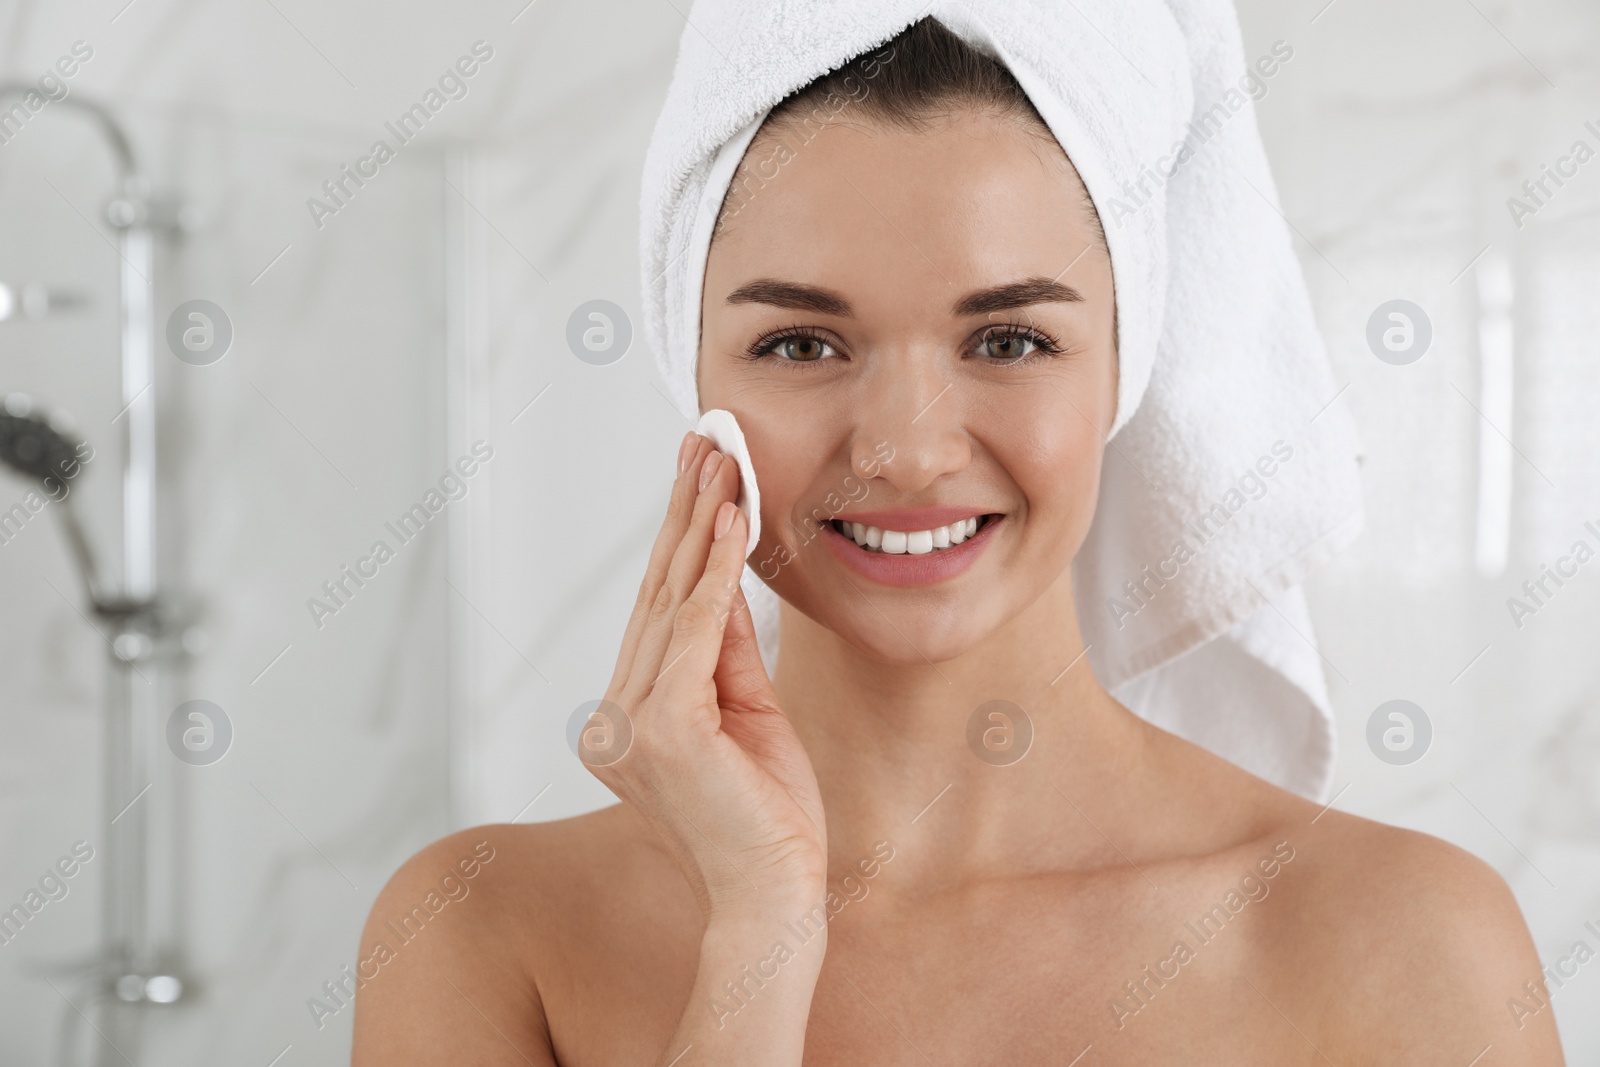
[0, 392, 85, 486]
[0, 392, 110, 612]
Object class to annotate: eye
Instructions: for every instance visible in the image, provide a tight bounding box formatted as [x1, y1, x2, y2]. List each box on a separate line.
[745, 325, 840, 365]
[975, 323, 1065, 365]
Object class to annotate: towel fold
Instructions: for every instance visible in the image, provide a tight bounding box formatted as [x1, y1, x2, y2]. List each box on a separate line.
[640, 0, 1364, 800]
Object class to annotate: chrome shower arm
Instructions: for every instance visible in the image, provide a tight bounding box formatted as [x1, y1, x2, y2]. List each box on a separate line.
[0, 82, 137, 179]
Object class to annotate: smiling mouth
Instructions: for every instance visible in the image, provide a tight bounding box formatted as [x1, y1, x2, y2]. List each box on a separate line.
[828, 515, 1000, 555]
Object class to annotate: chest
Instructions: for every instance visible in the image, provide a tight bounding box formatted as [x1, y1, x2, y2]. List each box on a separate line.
[799, 897, 1316, 1065]
[545, 877, 1326, 1066]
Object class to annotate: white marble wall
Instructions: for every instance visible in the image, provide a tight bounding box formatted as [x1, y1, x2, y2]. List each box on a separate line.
[1237, 1, 1600, 1059]
[0, 0, 535, 1063]
[0, 0, 1595, 1063]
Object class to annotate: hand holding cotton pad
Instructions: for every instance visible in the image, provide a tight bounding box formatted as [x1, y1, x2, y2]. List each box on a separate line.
[695, 409, 761, 558]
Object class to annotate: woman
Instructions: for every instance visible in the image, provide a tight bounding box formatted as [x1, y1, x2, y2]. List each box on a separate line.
[353, 10, 1563, 1065]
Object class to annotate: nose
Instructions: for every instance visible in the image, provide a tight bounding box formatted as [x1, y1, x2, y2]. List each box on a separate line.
[849, 348, 970, 494]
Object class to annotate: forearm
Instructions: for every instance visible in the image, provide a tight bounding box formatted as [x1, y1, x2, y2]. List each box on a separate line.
[656, 908, 826, 1067]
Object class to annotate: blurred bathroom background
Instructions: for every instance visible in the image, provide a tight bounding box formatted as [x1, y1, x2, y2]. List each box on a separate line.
[0, 0, 1595, 1062]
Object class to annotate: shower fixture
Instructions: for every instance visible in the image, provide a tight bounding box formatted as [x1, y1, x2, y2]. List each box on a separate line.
[0, 280, 89, 321]
[0, 82, 191, 1067]
[0, 393, 99, 605]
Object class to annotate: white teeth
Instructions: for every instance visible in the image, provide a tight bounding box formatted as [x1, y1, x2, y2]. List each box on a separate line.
[836, 516, 988, 554]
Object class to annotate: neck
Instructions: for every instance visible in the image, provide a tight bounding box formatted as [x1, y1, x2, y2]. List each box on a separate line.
[771, 571, 1153, 891]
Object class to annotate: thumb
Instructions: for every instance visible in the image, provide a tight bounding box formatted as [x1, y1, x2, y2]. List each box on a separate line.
[714, 579, 779, 714]
[714, 577, 822, 834]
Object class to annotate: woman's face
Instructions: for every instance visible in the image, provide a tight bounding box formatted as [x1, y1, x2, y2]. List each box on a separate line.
[698, 108, 1117, 664]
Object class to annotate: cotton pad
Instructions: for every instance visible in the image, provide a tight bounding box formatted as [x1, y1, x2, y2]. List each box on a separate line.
[695, 408, 761, 558]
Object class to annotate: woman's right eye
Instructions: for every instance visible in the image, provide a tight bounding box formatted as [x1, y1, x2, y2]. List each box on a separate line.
[746, 328, 839, 365]
[769, 337, 832, 362]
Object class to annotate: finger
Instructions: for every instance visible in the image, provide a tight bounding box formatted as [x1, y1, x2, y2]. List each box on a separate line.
[623, 448, 740, 703]
[648, 501, 749, 711]
[607, 433, 717, 695]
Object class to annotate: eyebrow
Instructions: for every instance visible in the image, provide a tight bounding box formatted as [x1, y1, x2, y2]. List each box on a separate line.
[724, 275, 1084, 318]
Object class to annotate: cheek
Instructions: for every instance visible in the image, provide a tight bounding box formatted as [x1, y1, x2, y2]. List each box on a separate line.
[985, 399, 1100, 572]
[742, 420, 834, 554]
[990, 390, 1106, 539]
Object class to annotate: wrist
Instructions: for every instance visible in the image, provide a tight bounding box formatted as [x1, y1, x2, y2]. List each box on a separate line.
[703, 900, 828, 971]
[684, 916, 822, 1056]
[706, 881, 827, 925]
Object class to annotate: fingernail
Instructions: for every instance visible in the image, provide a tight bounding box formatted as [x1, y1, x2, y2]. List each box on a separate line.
[677, 431, 696, 474]
[698, 450, 723, 492]
[714, 500, 736, 540]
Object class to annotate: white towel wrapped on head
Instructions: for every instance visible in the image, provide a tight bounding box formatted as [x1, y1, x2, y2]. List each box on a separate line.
[640, 0, 1364, 800]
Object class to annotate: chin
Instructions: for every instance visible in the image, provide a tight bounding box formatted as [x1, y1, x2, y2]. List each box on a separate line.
[776, 573, 1017, 667]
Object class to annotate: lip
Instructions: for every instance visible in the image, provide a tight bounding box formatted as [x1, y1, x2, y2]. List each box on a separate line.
[823, 513, 1003, 587]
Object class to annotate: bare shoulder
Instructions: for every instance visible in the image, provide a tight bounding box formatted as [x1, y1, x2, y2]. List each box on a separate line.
[1248, 802, 1565, 1065]
[351, 804, 673, 1065]
[1129, 721, 1560, 1062]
